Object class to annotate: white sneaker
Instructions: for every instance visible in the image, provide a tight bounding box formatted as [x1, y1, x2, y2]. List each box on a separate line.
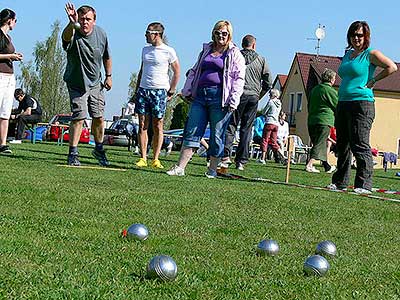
[219, 161, 230, 169]
[257, 159, 266, 165]
[10, 140, 22, 144]
[326, 183, 347, 191]
[236, 163, 244, 171]
[326, 165, 336, 174]
[354, 187, 372, 194]
[166, 165, 185, 176]
[306, 166, 320, 173]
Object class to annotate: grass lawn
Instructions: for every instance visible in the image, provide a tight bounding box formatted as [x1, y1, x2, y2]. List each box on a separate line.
[1, 142, 399, 299]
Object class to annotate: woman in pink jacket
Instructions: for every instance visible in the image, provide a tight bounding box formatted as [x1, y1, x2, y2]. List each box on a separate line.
[167, 20, 245, 178]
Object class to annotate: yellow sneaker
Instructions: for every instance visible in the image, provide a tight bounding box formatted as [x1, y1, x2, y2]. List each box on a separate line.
[136, 158, 147, 167]
[151, 159, 164, 169]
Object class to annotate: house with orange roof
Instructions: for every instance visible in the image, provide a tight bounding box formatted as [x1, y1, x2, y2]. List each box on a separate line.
[280, 52, 400, 155]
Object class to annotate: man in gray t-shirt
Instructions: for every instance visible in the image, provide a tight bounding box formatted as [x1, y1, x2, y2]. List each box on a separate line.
[62, 3, 112, 167]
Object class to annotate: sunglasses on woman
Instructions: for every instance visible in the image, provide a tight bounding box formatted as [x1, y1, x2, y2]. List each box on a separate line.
[214, 30, 229, 37]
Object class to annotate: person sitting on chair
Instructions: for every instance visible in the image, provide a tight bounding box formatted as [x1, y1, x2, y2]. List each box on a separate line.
[10, 88, 42, 144]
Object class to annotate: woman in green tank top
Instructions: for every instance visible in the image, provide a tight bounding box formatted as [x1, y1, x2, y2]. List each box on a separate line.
[328, 21, 397, 194]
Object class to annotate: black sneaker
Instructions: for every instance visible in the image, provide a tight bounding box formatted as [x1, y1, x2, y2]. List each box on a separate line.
[67, 153, 81, 166]
[0, 145, 12, 154]
[92, 148, 110, 166]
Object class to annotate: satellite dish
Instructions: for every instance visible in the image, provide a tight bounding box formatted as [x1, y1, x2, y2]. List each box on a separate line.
[315, 27, 325, 40]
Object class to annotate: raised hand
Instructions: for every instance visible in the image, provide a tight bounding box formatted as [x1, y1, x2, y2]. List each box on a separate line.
[65, 2, 78, 23]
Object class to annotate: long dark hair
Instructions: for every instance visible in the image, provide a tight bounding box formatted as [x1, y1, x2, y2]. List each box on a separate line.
[0, 9, 16, 50]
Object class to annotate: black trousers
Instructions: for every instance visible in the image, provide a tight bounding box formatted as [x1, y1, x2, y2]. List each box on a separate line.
[224, 94, 259, 164]
[332, 101, 375, 190]
[16, 115, 42, 140]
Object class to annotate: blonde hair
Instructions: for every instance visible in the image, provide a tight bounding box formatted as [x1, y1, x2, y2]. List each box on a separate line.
[211, 20, 233, 48]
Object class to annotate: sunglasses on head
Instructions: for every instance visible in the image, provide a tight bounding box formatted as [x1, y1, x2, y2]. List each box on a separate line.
[146, 30, 159, 35]
[214, 30, 229, 37]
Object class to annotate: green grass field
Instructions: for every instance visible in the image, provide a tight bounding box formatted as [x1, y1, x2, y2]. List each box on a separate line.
[1, 142, 399, 299]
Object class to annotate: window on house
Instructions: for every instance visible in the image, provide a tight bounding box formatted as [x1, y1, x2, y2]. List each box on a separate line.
[296, 93, 303, 112]
[289, 93, 295, 125]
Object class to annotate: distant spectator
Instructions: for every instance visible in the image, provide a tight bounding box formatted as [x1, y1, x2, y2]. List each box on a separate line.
[10, 88, 42, 144]
[305, 68, 338, 173]
[252, 113, 266, 146]
[277, 111, 289, 152]
[257, 89, 287, 165]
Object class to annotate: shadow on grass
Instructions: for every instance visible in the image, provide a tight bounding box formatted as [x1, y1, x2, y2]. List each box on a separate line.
[129, 272, 147, 282]
[374, 174, 400, 182]
[3, 153, 66, 164]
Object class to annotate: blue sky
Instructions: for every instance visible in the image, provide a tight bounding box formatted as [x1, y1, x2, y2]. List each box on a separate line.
[3, 0, 399, 119]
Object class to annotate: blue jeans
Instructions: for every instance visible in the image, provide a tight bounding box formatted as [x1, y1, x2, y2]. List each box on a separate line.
[183, 87, 232, 157]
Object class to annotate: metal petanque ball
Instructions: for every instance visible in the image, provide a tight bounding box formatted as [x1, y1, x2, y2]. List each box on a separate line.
[127, 223, 149, 241]
[256, 239, 280, 256]
[315, 240, 337, 258]
[146, 255, 178, 281]
[73, 22, 81, 30]
[303, 255, 330, 276]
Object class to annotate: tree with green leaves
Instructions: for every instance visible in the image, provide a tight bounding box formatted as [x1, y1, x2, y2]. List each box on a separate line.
[17, 21, 69, 121]
[127, 72, 138, 102]
[170, 96, 189, 129]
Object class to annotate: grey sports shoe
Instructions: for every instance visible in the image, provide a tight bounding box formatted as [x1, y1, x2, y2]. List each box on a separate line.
[67, 153, 81, 166]
[205, 169, 217, 179]
[92, 149, 110, 167]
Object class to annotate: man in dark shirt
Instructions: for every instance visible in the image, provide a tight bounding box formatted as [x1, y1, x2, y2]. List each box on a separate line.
[222, 35, 272, 170]
[10, 88, 42, 143]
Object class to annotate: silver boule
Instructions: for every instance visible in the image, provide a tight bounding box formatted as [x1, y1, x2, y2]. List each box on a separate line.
[256, 239, 280, 256]
[303, 255, 330, 276]
[73, 22, 81, 30]
[146, 255, 178, 281]
[315, 240, 337, 258]
[127, 223, 149, 241]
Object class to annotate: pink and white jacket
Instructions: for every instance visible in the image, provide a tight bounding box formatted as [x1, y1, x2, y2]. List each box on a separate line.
[182, 42, 245, 109]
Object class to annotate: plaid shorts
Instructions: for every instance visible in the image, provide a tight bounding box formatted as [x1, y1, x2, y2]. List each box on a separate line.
[134, 87, 167, 119]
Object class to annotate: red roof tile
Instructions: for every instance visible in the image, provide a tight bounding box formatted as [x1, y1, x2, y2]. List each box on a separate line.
[277, 74, 288, 87]
[296, 52, 400, 93]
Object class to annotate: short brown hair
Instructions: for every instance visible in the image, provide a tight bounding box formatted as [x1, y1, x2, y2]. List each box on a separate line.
[242, 35, 256, 48]
[77, 5, 96, 20]
[346, 21, 370, 50]
[147, 22, 165, 38]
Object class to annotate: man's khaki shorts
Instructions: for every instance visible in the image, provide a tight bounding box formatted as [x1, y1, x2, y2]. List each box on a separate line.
[68, 85, 105, 120]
